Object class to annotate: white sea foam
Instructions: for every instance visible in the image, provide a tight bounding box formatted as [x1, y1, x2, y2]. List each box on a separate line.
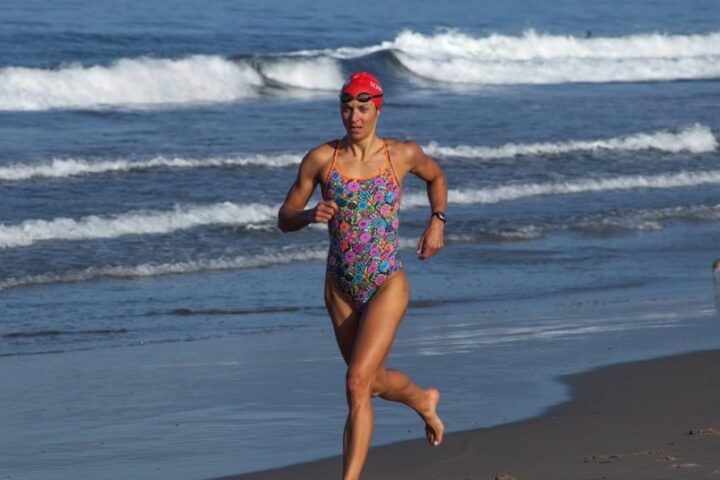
[487, 225, 548, 241]
[388, 29, 720, 85]
[391, 29, 720, 61]
[0, 202, 277, 249]
[415, 315, 681, 354]
[437, 204, 720, 242]
[3, 29, 718, 111]
[257, 56, 344, 90]
[403, 170, 720, 207]
[5, 169, 720, 249]
[424, 124, 718, 159]
[576, 203, 720, 232]
[0, 249, 326, 291]
[296, 29, 720, 85]
[0, 54, 343, 111]
[4, 203, 720, 291]
[0, 154, 302, 182]
[5, 125, 714, 183]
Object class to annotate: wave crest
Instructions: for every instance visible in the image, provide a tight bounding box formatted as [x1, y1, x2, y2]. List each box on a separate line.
[4, 125, 714, 183]
[424, 124, 718, 159]
[2, 29, 718, 111]
[0, 202, 277, 249]
[390, 29, 720, 85]
[0, 153, 302, 182]
[0, 54, 343, 111]
[4, 168, 720, 249]
[403, 170, 720, 207]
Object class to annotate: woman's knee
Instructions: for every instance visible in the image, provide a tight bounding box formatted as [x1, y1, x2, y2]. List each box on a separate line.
[346, 368, 375, 401]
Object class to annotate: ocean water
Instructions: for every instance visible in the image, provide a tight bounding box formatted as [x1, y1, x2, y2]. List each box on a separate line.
[1, 0, 720, 478]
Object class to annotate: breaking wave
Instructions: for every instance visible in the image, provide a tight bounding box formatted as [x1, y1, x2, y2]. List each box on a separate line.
[3, 203, 720, 290]
[3, 125, 715, 183]
[0, 202, 277, 249]
[4, 168, 720, 248]
[387, 29, 720, 85]
[0, 153, 302, 182]
[424, 124, 717, 159]
[2, 29, 718, 111]
[403, 169, 720, 207]
[0, 55, 343, 111]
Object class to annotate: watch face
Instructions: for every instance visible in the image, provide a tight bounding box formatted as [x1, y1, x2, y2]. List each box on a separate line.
[434, 212, 446, 222]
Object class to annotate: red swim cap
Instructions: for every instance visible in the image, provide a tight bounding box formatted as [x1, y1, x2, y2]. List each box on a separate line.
[341, 72, 384, 110]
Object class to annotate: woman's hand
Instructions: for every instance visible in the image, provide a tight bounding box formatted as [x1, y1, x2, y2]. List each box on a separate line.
[416, 217, 445, 260]
[311, 200, 339, 223]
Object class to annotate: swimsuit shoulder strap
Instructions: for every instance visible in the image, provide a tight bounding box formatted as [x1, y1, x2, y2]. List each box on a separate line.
[323, 139, 341, 185]
[383, 140, 400, 185]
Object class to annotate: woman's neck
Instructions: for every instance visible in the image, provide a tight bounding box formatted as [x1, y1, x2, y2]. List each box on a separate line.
[345, 134, 380, 163]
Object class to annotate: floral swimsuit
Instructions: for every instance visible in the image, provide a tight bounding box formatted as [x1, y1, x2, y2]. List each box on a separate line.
[323, 140, 402, 307]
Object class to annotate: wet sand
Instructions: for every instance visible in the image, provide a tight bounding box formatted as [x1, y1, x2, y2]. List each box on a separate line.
[218, 349, 720, 480]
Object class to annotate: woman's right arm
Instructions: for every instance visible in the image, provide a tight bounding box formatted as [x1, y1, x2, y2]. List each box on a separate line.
[277, 151, 338, 232]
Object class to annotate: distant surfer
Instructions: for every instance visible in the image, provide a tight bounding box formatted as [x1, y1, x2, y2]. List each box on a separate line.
[713, 258, 720, 275]
[278, 72, 447, 479]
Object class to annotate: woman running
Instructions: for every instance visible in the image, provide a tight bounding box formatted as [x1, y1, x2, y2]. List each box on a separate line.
[278, 71, 448, 480]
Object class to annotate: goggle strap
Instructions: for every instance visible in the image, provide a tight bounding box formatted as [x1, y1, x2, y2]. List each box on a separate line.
[340, 93, 383, 103]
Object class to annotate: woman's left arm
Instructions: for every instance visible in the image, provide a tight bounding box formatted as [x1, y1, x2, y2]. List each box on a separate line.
[406, 142, 448, 260]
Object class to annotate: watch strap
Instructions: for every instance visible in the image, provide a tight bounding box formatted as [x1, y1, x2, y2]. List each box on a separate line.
[431, 211, 446, 223]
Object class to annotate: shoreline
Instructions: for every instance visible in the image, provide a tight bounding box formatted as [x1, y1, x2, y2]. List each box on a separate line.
[218, 349, 720, 480]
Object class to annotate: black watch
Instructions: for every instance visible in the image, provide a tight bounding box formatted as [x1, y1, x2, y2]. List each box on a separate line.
[431, 211, 447, 223]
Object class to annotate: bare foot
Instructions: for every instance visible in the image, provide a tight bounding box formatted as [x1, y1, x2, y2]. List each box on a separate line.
[418, 388, 444, 446]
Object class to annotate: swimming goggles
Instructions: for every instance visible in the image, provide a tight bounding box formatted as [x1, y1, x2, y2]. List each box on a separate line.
[340, 92, 383, 103]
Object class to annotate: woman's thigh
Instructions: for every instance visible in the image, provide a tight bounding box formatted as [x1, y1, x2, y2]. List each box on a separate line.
[349, 271, 409, 375]
[325, 270, 409, 368]
[325, 276, 361, 365]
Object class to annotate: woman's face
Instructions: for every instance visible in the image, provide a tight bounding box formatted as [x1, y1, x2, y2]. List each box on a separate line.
[340, 100, 379, 140]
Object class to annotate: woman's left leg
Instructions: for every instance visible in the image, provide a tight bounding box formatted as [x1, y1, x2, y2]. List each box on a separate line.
[371, 367, 444, 446]
[341, 271, 443, 480]
[341, 272, 407, 479]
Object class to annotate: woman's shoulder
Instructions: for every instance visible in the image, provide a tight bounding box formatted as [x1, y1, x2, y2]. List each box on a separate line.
[300, 140, 338, 182]
[384, 138, 426, 163]
[305, 139, 336, 159]
[302, 140, 337, 168]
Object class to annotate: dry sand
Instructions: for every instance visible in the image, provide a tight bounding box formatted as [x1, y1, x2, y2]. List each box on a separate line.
[218, 350, 720, 480]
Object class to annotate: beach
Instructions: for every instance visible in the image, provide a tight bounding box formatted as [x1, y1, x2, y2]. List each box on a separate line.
[223, 349, 720, 480]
